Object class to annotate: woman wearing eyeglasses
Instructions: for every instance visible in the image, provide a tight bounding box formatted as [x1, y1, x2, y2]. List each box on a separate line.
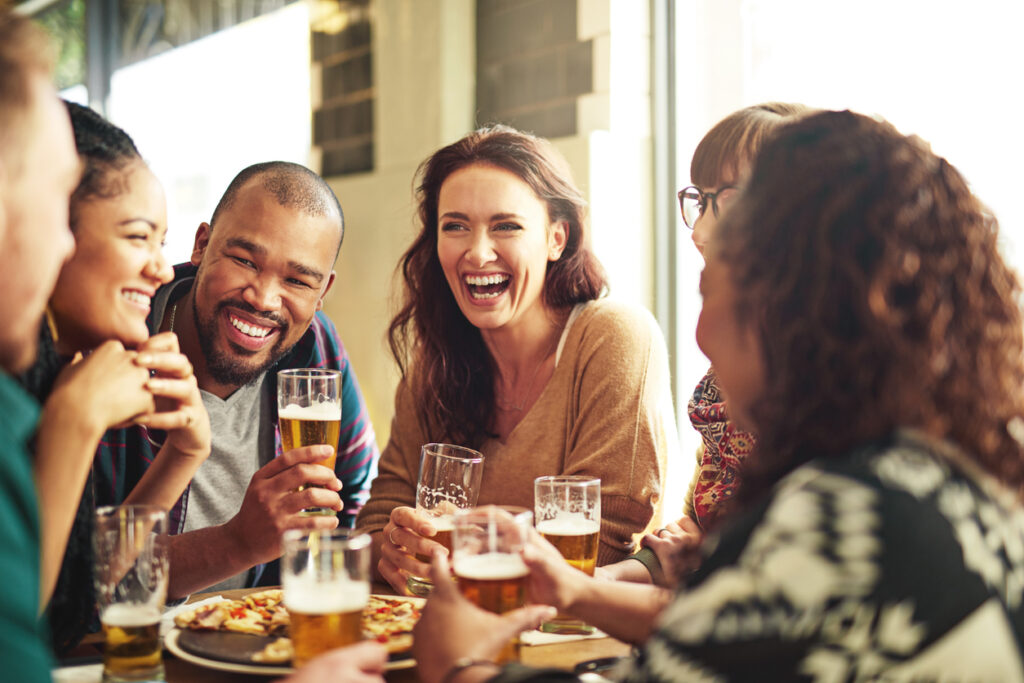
[602, 104, 812, 588]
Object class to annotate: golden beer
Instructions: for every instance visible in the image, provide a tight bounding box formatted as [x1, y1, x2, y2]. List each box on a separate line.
[536, 516, 599, 634]
[414, 515, 454, 565]
[537, 517, 600, 577]
[279, 403, 341, 465]
[101, 604, 162, 681]
[285, 581, 369, 668]
[454, 553, 529, 663]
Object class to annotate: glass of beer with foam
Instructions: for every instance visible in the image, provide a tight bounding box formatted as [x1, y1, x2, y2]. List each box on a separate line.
[93, 505, 169, 683]
[282, 529, 371, 668]
[406, 443, 484, 596]
[452, 505, 533, 662]
[277, 368, 343, 516]
[534, 475, 601, 634]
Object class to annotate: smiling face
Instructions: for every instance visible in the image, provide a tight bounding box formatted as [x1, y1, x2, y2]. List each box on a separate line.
[0, 72, 79, 371]
[189, 179, 339, 390]
[696, 255, 765, 431]
[436, 163, 567, 336]
[49, 160, 172, 352]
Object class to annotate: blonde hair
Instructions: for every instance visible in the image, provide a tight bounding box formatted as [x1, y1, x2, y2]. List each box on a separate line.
[0, 12, 54, 172]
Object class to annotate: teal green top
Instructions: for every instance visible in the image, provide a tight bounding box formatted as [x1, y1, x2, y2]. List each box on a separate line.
[0, 372, 54, 681]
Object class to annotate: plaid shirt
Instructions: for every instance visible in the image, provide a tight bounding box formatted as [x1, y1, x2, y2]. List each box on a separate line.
[93, 264, 379, 538]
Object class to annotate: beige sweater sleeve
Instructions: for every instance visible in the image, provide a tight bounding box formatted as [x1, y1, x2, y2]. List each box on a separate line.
[560, 301, 675, 564]
[355, 378, 423, 534]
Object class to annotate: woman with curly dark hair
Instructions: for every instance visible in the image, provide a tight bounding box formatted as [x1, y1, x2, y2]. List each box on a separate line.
[411, 110, 1024, 681]
[357, 125, 678, 594]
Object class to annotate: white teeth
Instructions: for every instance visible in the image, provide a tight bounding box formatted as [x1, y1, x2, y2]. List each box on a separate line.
[122, 290, 151, 306]
[464, 274, 510, 286]
[470, 290, 502, 300]
[230, 316, 271, 338]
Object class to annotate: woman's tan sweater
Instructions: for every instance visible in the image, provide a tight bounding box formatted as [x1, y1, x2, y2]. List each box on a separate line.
[356, 299, 679, 564]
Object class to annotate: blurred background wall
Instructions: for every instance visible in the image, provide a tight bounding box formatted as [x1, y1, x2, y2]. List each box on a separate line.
[20, 0, 1024, 519]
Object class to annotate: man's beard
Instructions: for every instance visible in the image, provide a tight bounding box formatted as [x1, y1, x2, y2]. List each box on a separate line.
[194, 299, 293, 388]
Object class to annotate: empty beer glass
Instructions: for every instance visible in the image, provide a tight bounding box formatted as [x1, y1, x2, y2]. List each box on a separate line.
[282, 529, 371, 668]
[93, 505, 169, 683]
[534, 475, 601, 634]
[407, 443, 484, 596]
[277, 368, 342, 516]
[452, 505, 533, 662]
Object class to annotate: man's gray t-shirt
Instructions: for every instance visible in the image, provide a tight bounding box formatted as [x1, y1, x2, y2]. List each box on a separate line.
[182, 375, 277, 591]
[153, 278, 277, 592]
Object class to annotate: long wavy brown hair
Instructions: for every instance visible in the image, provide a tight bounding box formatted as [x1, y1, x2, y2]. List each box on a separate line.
[714, 110, 1024, 502]
[389, 125, 607, 447]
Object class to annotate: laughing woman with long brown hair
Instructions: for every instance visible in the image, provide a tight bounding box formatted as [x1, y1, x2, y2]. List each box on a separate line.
[357, 125, 678, 593]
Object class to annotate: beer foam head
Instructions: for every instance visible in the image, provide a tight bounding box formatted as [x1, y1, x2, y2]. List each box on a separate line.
[279, 401, 341, 421]
[453, 552, 528, 580]
[284, 574, 369, 613]
[101, 603, 161, 627]
[536, 514, 600, 536]
[428, 513, 454, 532]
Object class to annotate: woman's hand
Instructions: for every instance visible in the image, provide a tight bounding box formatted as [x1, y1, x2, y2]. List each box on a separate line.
[132, 332, 210, 461]
[412, 552, 555, 683]
[641, 515, 703, 584]
[378, 506, 449, 595]
[278, 640, 387, 683]
[49, 340, 154, 433]
[521, 527, 594, 612]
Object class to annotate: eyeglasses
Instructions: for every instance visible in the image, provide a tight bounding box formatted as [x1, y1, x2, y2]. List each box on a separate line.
[677, 185, 737, 229]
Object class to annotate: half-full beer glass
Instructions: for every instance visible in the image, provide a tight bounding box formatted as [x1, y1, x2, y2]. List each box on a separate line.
[407, 443, 484, 596]
[534, 475, 601, 634]
[452, 505, 533, 663]
[282, 529, 371, 668]
[277, 368, 342, 516]
[93, 505, 169, 683]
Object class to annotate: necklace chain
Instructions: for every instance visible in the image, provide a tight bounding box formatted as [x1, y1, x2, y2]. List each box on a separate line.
[495, 336, 558, 412]
[169, 302, 178, 332]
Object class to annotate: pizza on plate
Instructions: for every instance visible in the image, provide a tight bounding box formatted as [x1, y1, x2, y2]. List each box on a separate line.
[173, 590, 423, 664]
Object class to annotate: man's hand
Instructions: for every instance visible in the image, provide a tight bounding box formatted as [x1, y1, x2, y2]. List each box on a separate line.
[224, 445, 343, 566]
[412, 552, 555, 683]
[279, 640, 387, 683]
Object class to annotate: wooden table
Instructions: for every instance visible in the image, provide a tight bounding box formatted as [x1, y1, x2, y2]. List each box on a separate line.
[160, 587, 631, 682]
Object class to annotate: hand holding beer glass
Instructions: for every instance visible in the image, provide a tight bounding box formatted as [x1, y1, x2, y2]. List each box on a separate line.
[277, 368, 342, 516]
[405, 443, 484, 596]
[282, 529, 371, 668]
[534, 475, 601, 634]
[93, 505, 169, 683]
[452, 506, 533, 663]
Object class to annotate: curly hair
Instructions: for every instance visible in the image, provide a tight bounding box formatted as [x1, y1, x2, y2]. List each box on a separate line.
[389, 125, 607, 447]
[714, 109, 1024, 501]
[64, 100, 142, 230]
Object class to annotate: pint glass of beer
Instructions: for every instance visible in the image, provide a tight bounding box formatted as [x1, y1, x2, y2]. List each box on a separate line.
[534, 475, 601, 634]
[282, 529, 371, 668]
[277, 368, 342, 516]
[93, 505, 169, 683]
[452, 505, 533, 662]
[406, 443, 484, 596]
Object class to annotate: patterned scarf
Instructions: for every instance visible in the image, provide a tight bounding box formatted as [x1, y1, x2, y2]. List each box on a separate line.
[687, 367, 756, 527]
